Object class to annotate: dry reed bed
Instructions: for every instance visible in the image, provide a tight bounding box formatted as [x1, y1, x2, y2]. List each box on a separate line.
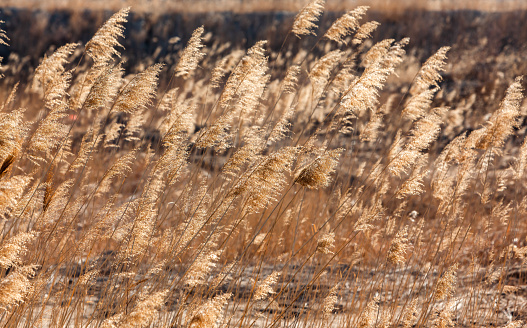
[0, 2, 526, 327]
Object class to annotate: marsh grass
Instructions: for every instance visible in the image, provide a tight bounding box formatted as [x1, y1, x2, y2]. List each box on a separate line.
[0, 3, 526, 328]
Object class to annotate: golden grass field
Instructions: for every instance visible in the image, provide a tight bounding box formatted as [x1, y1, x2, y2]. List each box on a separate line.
[0, 1, 527, 327]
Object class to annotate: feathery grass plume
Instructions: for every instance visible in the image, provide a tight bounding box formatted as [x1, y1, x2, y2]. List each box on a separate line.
[0, 265, 37, 310]
[389, 107, 446, 176]
[113, 63, 163, 115]
[354, 198, 384, 232]
[317, 231, 335, 254]
[292, 0, 325, 38]
[32, 43, 78, 93]
[470, 76, 524, 150]
[360, 106, 384, 142]
[0, 232, 37, 269]
[401, 298, 418, 328]
[39, 180, 84, 236]
[396, 162, 429, 199]
[1, 82, 19, 111]
[295, 148, 342, 189]
[27, 113, 69, 163]
[231, 42, 269, 124]
[121, 165, 162, 234]
[123, 109, 146, 143]
[323, 284, 339, 317]
[501, 321, 524, 328]
[0, 109, 28, 175]
[358, 295, 380, 328]
[408, 107, 448, 151]
[361, 39, 393, 68]
[196, 110, 234, 147]
[222, 127, 264, 178]
[76, 196, 117, 253]
[282, 65, 301, 94]
[434, 263, 458, 301]
[210, 50, 245, 89]
[514, 135, 527, 179]
[79, 62, 123, 115]
[402, 87, 439, 121]
[219, 40, 268, 109]
[309, 50, 342, 101]
[387, 226, 409, 265]
[0, 21, 8, 47]
[331, 53, 358, 95]
[410, 46, 450, 95]
[68, 122, 103, 171]
[0, 21, 6, 79]
[340, 39, 407, 120]
[198, 41, 268, 150]
[232, 146, 298, 213]
[85, 7, 129, 67]
[154, 135, 188, 186]
[175, 26, 205, 79]
[186, 248, 222, 288]
[268, 101, 297, 143]
[27, 70, 72, 163]
[101, 290, 168, 328]
[254, 271, 280, 301]
[0, 176, 31, 223]
[352, 21, 380, 45]
[189, 293, 232, 328]
[431, 303, 454, 328]
[96, 149, 137, 196]
[324, 6, 369, 44]
[159, 89, 195, 137]
[118, 200, 158, 264]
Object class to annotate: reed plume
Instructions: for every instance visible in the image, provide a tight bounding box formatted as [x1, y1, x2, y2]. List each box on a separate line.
[254, 271, 280, 301]
[0, 21, 8, 47]
[352, 21, 380, 45]
[113, 63, 163, 115]
[175, 26, 206, 79]
[189, 293, 232, 328]
[434, 264, 458, 301]
[357, 296, 379, 328]
[0, 265, 37, 310]
[323, 284, 338, 317]
[324, 6, 369, 44]
[32, 43, 78, 94]
[387, 226, 409, 265]
[0, 232, 37, 269]
[295, 148, 342, 189]
[85, 7, 130, 66]
[410, 46, 450, 95]
[292, 0, 325, 37]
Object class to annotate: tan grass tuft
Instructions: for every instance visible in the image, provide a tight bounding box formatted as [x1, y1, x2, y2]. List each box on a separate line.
[254, 271, 281, 301]
[189, 293, 232, 328]
[387, 226, 409, 265]
[434, 264, 458, 301]
[295, 148, 342, 189]
[85, 7, 130, 66]
[292, 0, 325, 38]
[358, 295, 380, 328]
[323, 284, 339, 317]
[316, 231, 335, 254]
[175, 25, 206, 79]
[0, 232, 37, 269]
[0, 265, 37, 310]
[324, 6, 369, 44]
[410, 46, 450, 95]
[0, 21, 8, 47]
